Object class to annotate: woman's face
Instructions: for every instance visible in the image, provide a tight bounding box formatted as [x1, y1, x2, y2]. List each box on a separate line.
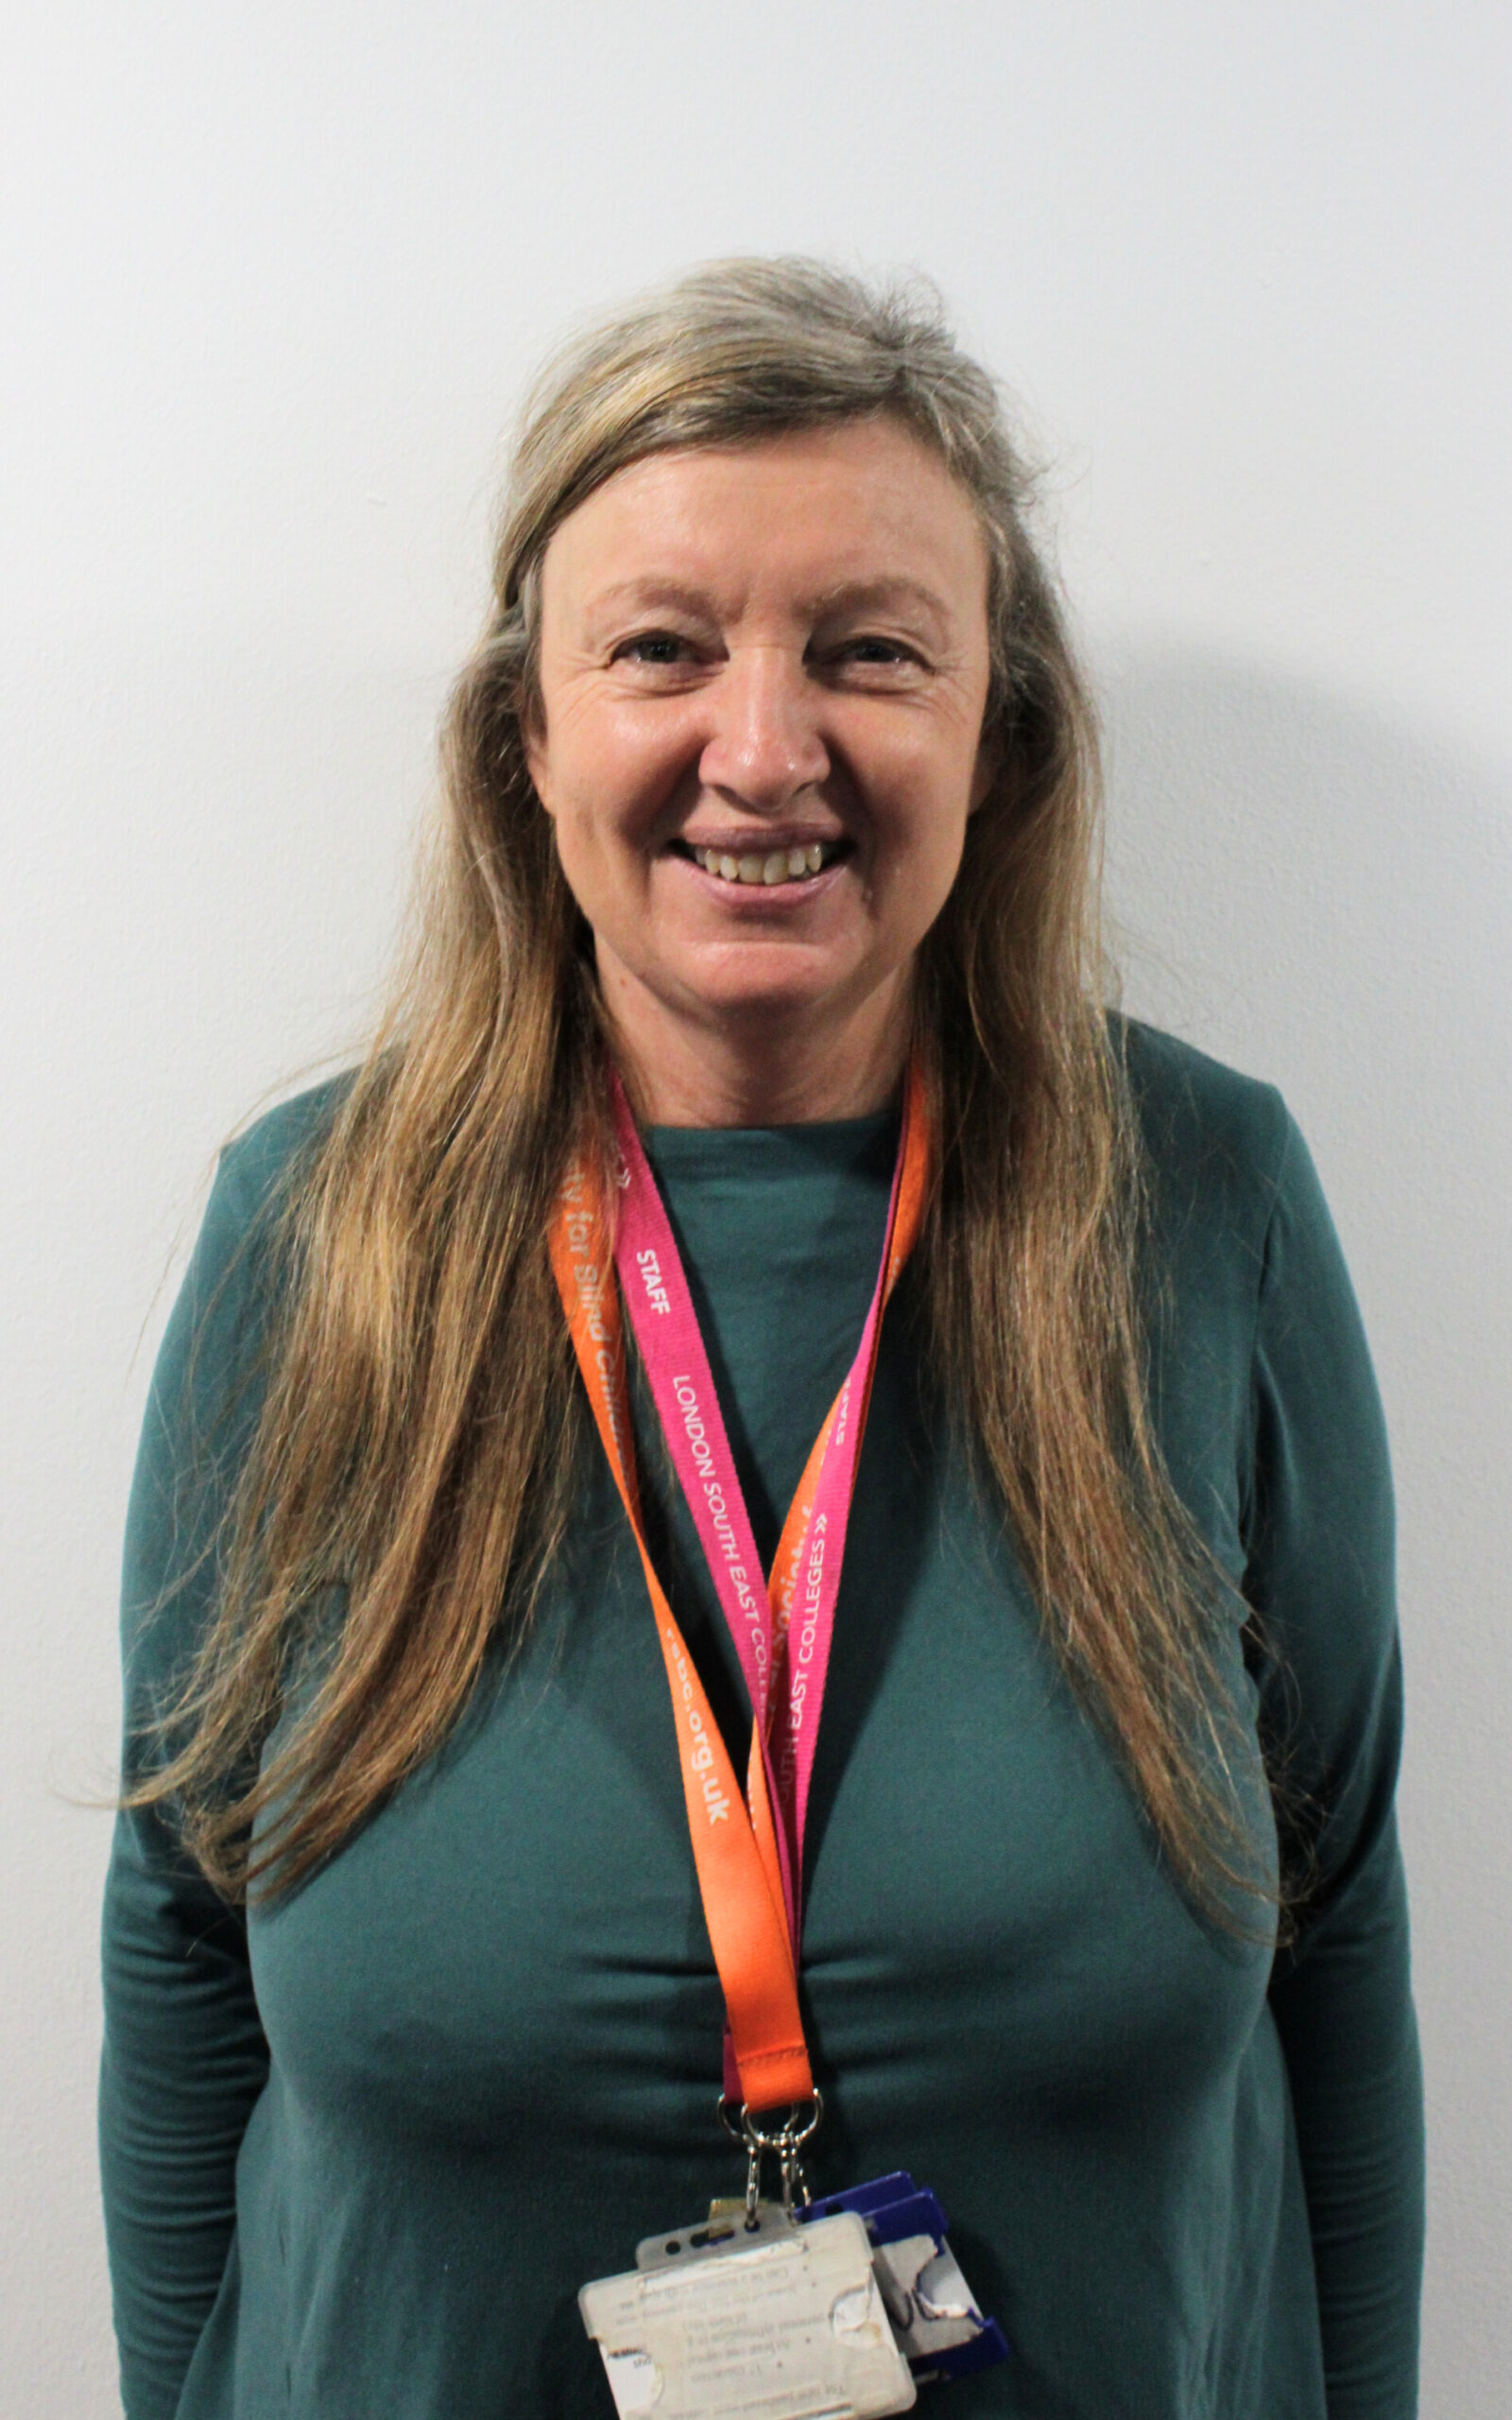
[526, 417, 995, 1088]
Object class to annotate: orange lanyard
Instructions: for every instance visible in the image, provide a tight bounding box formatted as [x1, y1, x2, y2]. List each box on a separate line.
[548, 1064, 930, 2113]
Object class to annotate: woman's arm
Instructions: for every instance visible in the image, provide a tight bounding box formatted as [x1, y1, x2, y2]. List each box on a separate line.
[100, 1812, 268, 2419]
[100, 1100, 326, 2418]
[1245, 1116, 1425, 2418]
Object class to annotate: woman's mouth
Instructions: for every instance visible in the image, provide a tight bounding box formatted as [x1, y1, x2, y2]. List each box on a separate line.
[671, 838, 849, 888]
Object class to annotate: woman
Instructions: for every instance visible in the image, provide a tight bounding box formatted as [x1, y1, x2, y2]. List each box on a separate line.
[101, 259, 1423, 2419]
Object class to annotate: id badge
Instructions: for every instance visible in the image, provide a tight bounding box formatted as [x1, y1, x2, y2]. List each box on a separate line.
[800, 2176, 1008, 2387]
[578, 2204, 918, 2420]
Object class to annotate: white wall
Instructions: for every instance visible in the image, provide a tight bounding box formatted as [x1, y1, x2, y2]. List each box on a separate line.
[3, 5, 1506, 2411]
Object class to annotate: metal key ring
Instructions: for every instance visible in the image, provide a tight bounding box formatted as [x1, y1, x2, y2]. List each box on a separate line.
[717, 2092, 824, 2153]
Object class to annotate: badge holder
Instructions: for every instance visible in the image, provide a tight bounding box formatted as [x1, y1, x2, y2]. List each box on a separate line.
[579, 2100, 1007, 2418]
[717, 2101, 1006, 2389]
[579, 2100, 919, 2420]
[799, 2173, 1009, 2387]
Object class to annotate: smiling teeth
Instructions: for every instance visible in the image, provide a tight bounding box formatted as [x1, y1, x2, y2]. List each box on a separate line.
[695, 842, 832, 884]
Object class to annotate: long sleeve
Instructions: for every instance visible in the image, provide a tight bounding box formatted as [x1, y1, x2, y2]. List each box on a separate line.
[99, 1106, 323, 2419]
[1246, 1118, 1425, 2417]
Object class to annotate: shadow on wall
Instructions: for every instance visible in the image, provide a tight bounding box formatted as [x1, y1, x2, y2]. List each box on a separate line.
[1095, 635, 1511, 1631]
[1096, 643, 1509, 1149]
[1096, 631, 1512, 1844]
[1095, 643, 1510, 1449]
[1097, 642, 1512, 2406]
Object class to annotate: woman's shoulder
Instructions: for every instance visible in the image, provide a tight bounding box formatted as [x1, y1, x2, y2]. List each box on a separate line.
[1115, 1015, 1296, 1246]
[152, 1073, 356, 1424]
[182, 1069, 353, 1290]
[211, 1070, 355, 1235]
[123, 1075, 358, 1680]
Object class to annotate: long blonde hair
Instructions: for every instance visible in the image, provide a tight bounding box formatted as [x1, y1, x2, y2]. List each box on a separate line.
[131, 259, 1263, 1917]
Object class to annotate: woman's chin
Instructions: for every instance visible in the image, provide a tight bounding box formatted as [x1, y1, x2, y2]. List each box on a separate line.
[596, 925, 881, 1029]
[666, 952, 886, 1036]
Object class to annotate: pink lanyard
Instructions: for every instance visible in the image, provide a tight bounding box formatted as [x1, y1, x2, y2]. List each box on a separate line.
[609, 1062, 931, 1949]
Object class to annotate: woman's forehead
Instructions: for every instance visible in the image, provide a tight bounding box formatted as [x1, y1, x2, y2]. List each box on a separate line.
[540, 420, 988, 622]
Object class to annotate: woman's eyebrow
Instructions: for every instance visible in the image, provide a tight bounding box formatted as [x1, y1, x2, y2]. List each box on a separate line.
[581, 574, 956, 635]
[580, 578, 716, 626]
[807, 578, 954, 637]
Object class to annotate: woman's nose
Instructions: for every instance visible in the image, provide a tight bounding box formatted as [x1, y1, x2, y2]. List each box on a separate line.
[698, 646, 830, 808]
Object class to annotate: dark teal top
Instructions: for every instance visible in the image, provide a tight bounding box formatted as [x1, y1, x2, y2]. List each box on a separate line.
[100, 1025, 1423, 2419]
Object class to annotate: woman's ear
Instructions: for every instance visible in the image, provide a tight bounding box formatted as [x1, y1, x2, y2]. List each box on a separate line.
[969, 728, 1000, 814]
[524, 712, 555, 817]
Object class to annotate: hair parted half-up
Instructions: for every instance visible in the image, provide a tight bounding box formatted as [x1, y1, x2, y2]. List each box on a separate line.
[128, 257, 1267, 1922]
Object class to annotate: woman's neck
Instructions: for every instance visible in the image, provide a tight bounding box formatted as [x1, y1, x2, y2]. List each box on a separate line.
[600, 960, 912, 1128]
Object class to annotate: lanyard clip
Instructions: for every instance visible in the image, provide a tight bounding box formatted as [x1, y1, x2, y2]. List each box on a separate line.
[719, 2092, 824, 2222]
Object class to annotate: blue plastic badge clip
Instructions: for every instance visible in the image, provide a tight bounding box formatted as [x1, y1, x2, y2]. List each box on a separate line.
[799, 2171, 1009, 2387]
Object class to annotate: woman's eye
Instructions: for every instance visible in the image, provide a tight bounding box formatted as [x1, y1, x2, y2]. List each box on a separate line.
[616, 633, 690, 666]
[833, 636, 920, 669]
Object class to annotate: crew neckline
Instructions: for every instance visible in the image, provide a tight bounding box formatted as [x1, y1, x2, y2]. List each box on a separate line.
[644, 1106, 898, 1177]
[644, 1106, 895, 1145]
